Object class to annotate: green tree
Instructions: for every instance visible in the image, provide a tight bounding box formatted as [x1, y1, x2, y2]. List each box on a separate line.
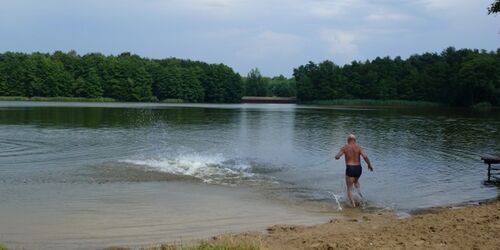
[293, 62, 318, 101]
[24, 53, 72, 97]
[52, 50, 82, 77]
[269, 75, 296, 97]
[103, 54, 153, 101]
[458, 55, 500, 106]
[245, 68, 268, 96]
[0, 52, 30, 96]
[175, 68, 204, 102]
[488, 0, 500, 14]
[225, 73, 244, 102]
[72, 69, 103, 98]
[199, 64, 243, 102]
[154, 66, 204, 102]
[316, 60, 341, 99]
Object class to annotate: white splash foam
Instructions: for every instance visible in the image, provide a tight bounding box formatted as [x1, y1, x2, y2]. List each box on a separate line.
[328, 191, 343, 211]
[121, 154, 254, 184]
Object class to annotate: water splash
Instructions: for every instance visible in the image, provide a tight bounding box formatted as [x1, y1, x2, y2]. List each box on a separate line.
[328, 191, 343, 211]
[121, 154, 257, 185]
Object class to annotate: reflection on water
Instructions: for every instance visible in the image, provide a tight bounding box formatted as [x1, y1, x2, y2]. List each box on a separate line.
[0, 101, 499, 248]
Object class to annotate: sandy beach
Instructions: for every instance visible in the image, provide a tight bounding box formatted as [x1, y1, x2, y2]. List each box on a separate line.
[141, 200, 500, 250]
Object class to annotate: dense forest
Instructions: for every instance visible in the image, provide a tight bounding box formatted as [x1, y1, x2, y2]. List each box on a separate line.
[0, 51, 295, 102]
[294, 47, 500, 106]
[0, 51, 245, 102]
[0, 47, 499, 106]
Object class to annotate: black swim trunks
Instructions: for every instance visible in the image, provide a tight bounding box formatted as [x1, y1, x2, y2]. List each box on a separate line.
[346, 165, 362, 178]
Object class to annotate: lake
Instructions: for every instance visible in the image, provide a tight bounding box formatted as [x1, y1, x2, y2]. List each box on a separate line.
[0, 101, 498, 249]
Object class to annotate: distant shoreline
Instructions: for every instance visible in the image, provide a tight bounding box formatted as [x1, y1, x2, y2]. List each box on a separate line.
[1, 97, 498, 110]
[303, 99, 442, 107]
[0, 96, 116, 103]
[0, 96, 445, 106]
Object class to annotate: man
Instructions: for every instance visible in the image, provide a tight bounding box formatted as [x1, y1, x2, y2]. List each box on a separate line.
[335, 134, 373, 208]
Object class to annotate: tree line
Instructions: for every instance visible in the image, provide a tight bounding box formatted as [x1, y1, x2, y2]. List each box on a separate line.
[244, 69, 296, 97]
[0, 51, 245, 102]
[294, 47, 500, 106]
[0, 48, 499, 106]
[0, 51, 297, 102]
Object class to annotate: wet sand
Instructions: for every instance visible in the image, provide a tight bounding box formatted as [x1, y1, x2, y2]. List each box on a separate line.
[190, 200, 500, 250]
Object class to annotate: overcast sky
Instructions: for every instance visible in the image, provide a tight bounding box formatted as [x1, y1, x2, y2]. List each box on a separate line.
[0, 0, 498, 76]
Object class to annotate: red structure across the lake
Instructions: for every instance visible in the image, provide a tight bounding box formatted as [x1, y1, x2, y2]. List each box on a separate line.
[241, 96, 297, 104]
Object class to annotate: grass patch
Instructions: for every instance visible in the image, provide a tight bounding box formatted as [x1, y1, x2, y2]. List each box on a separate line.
[104, 237, 260, 250]
[0, 96, 116, 102]
[161, 98, 185, 103]
[303, 99, 441, 107]
[148, 242, 257, 250]
[0, 243, 8, 250]
[471, 101, 493, 111]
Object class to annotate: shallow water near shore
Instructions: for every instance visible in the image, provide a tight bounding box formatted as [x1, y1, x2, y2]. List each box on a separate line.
[0, 101, 498, 248]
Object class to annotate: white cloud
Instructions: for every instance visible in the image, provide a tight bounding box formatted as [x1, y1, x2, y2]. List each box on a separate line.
[417, 0, 474, 10]
[143, 0, 252, 17]
[172, 0, 239, 9]
[418, 0, 455, 9]
[321, 29, 359, 56]
[304, 0, 366, 18]
[237, 31, 303, 60]
[366, 10, 411, 22]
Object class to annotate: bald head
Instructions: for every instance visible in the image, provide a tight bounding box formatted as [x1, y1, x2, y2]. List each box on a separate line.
[347, 134, 356, 143]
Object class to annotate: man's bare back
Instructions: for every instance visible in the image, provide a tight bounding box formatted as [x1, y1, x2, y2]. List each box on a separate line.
[340, 143, 363, 166]
[335, 135, 373, 171]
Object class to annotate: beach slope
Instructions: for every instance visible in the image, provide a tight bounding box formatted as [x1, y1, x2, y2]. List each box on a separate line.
[199, 201, 499, 250]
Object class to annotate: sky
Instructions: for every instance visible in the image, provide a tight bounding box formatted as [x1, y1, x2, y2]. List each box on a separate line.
[0, 0, 498, 76]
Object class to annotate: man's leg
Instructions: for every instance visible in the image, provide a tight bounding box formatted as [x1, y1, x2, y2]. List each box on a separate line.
[345, 176, 356, 207]
[354, 178, 363, 198]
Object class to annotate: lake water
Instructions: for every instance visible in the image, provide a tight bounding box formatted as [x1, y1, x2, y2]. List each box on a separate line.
[0, 101, 498, 249]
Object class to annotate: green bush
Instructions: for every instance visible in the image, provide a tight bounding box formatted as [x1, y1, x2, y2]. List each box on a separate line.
[107, 239, 259, 250]
[0, 96, 115, 102]
[161, 98, 185, 103]
[472, 101, 493, 110]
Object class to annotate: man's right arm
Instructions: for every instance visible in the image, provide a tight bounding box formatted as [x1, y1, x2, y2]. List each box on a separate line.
[335, 147, 344, 160]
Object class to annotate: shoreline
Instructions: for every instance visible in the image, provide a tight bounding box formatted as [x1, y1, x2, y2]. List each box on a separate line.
[2, 97, 498, 109]
[111, 199, 499, 250]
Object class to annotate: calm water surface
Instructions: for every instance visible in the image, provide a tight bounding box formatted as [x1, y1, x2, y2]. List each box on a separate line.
[0, 101, 498, 248]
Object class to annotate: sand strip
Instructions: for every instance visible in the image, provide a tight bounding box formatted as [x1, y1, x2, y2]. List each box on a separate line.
[201, 200, 500, 250]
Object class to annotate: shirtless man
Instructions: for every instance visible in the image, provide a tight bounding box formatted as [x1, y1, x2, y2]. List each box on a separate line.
[335, 134, 373, 207]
